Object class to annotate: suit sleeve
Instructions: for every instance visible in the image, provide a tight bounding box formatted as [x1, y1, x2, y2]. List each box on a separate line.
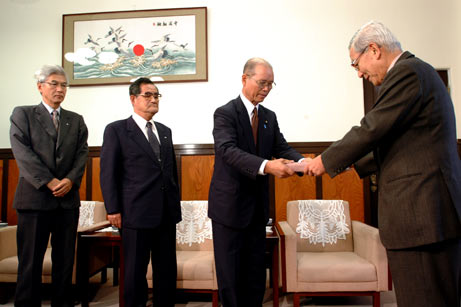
[213, 106, 264, 180]
[9, 107, 55, 189]
[64, 114, 88, 187]
[354, 152, 377, 178]
[322, 63, 421, 178]
[100, 124, 122, 214]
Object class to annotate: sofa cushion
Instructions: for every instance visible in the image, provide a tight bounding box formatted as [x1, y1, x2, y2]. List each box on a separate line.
[297, 252, 376, 283]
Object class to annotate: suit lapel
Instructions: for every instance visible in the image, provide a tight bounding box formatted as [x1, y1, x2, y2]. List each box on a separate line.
[126, 117, 159, 164]
[34, 103, 57, 141]
[56, 109, 71, 150]
[234, 98, 257, 154]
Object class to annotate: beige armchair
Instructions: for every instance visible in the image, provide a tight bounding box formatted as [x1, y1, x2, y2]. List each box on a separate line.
[277, 200, 390, 307]
[0, 201, 111, 303]
[147, 200, 218, 306]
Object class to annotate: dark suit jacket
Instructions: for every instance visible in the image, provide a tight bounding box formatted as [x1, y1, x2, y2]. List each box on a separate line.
[321, 51, 461, 249]
[100, 116, 181, 229]
[208, 96, 303, 228]
[9, 103, 88, 210]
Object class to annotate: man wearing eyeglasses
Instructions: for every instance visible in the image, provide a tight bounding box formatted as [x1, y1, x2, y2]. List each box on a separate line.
[100, 77, 181, 307]
[208, 57, 304, 306]
[304, 21, 461, 307]
[9, 65, 88, 306]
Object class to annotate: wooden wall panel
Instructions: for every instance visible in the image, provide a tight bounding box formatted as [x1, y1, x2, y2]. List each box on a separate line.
[274, 175, 316, 222]
[274, 154, 316, 222]
[0, 160, 3, 221]
[79, 167, 87, 201]
[322, 168, 364, 222]
[7, 160, 19, 225]
[91, 158, 104, 201]
[181, 155, 214, 200]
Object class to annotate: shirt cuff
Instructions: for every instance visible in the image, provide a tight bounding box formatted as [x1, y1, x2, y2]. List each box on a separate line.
[259, 159, 268, 175]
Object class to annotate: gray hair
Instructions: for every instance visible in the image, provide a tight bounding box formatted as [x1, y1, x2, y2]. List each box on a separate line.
[34, 65, 68, 83]
[243, 57, 273, 75]
[348, 21, 402, 53]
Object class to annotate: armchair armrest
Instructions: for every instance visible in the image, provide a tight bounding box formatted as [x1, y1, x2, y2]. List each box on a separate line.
[0, 226, 17, 260]
[277, 221, 298, 292]
[352, 220, 389, 291]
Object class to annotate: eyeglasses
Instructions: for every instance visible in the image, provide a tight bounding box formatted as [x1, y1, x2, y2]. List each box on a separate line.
[351, 46, 369, 71]
[42, 81, 69, 89]
[247, 75, 276, 89]
[139, 92, 162, 99]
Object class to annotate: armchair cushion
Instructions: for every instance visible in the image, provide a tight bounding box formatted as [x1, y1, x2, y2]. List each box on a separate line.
[297, 251, 376, 283]
[177, 251, 215, 286]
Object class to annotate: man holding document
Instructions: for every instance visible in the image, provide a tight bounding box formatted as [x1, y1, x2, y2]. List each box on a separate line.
[208, 57, 304, 306]
[303, 21, 461, 307]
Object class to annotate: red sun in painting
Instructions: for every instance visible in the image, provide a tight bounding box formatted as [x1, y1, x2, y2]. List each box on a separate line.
[133, 44, 145, 56]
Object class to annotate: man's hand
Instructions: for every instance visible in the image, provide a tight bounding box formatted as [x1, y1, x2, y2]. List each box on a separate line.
[47, 178, 73, 197]
[264, 158, 295, 178]
[303, 155, 326, 176]
[107, 213, 122, 229]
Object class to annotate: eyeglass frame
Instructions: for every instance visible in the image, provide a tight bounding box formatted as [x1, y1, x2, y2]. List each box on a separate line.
[41, 81, 69, 89]
[246, 74, 276, 89]
[138, 92, 162, 99]
[350, 46, 370, 71]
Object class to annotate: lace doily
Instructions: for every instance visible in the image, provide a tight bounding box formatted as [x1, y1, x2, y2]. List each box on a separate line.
[176, 201, 212, 246]
[79, 201, 96, 227]
[296, 200, 350, 247]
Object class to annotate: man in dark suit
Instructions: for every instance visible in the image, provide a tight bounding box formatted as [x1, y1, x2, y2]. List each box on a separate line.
[100, 77, 181, 307]
[304, 21, 461, 307]
[9, 65, 88, 306]
[208, 58, 304, 306]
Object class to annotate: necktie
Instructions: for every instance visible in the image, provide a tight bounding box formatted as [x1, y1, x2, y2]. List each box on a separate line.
[146, 122, 161, 160]
[52, 110, 59, 131]
[251, 107, 258, 144]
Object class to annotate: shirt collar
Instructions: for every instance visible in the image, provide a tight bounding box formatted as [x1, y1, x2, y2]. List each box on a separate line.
[387, 52, 404, 73]
[132, 112, 157, 131]
[240, 92, 258, 118]
[41, 101, 61, 115]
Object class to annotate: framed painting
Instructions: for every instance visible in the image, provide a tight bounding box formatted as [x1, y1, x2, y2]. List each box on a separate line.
[62, 7, 207, 86]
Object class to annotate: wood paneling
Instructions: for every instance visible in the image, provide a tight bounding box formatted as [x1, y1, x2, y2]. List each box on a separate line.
[7, 160, 19, 225]
[322, 168, 364, 222]
[91, 158, 103, 201]
[4, 141, 454, 226]
[274, 154, 316, 222]
[79, 167, 87, 201]
[180, 155, 214, 200]
[0, 160, 3, 221]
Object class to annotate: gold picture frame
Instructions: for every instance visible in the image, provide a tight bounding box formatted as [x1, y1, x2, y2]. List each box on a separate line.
[62, 7, 207, 86]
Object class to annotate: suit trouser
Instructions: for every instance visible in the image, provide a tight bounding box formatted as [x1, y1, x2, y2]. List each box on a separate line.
[386, 238, 461, 307]
[121, 220, 177, 307]
[212, 212, 267, 307]
[15, 207, 79, 307]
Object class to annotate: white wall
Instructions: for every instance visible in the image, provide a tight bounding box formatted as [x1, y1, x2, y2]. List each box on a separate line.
[1, 0, 459, 147]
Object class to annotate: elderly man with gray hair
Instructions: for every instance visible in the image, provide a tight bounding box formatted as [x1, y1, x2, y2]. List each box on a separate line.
[304, 21, 461, 307]
[10, 65, 88, 306]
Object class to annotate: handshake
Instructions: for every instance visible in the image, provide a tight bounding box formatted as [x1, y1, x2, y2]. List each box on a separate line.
[264, 155, 326, 178]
